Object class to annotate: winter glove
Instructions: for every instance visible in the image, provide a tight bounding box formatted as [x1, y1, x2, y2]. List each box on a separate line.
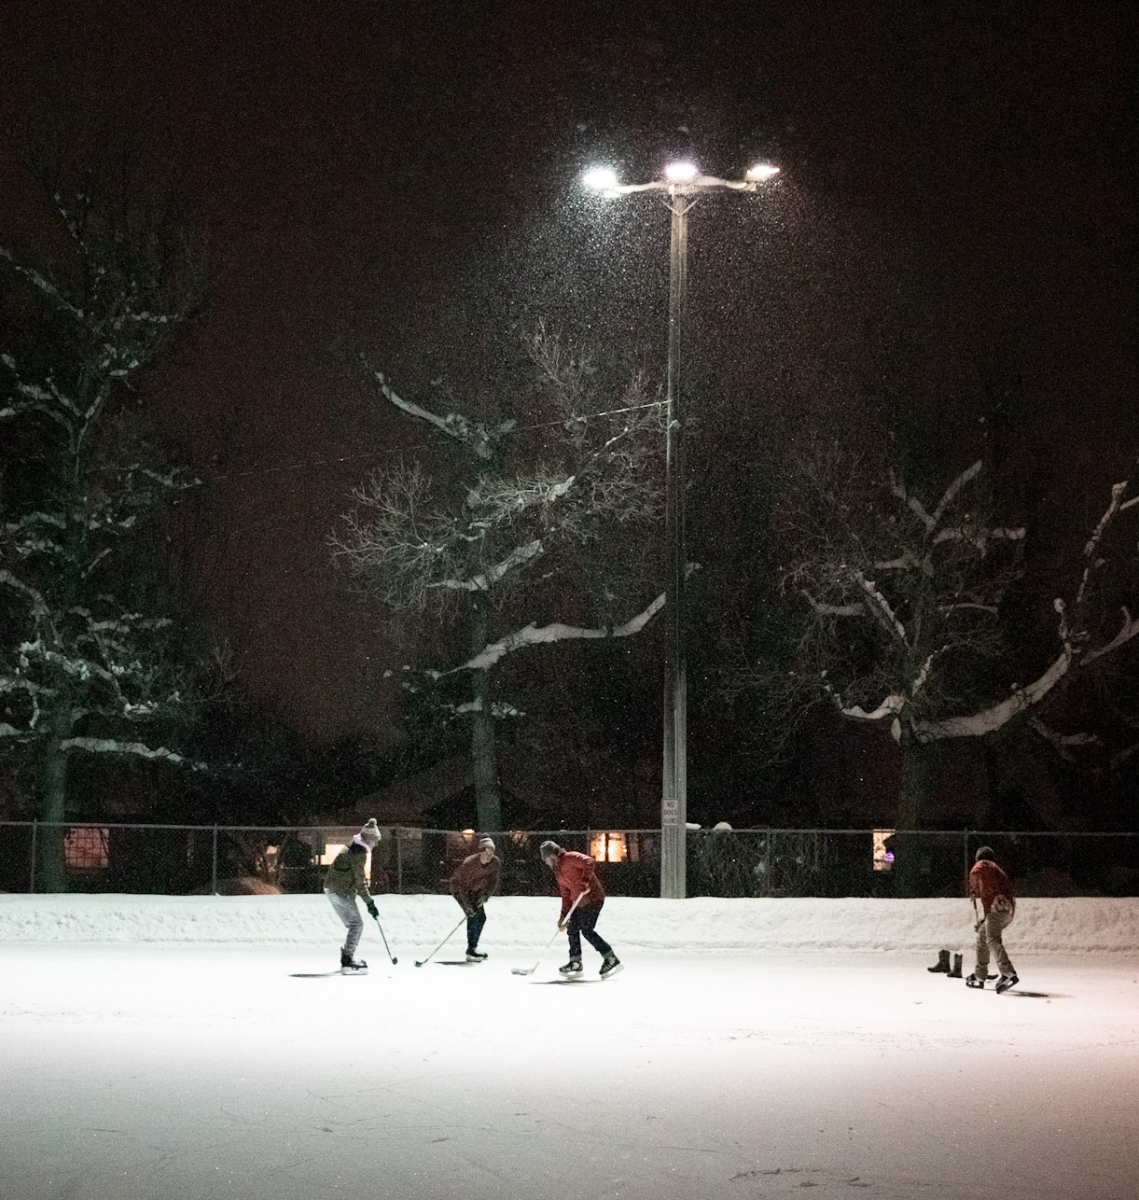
[366, 901, 379, 919]
[462, 905, 476, 918]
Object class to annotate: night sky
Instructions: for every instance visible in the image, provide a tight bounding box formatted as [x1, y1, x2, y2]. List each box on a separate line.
[2, 1, 1134, 754]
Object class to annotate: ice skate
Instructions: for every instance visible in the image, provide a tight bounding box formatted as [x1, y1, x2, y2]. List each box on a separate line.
[558, 959, 583, 977]
[995, 974, 1019, 994]
[964, 973, 985, 988]
[600, 953, 623, 978]
[340, 950, 369, 975]
[465, 949, 488, 962]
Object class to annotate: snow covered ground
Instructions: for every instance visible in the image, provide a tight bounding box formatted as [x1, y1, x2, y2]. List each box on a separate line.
[2, 894, 1137, 1200]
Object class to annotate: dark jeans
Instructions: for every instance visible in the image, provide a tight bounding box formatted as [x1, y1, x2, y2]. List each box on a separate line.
[463, 905, 486, 951]
[566, 905, 612, 961]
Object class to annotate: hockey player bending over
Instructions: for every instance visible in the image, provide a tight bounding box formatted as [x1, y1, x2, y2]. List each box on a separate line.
[540, 840, 621, 978]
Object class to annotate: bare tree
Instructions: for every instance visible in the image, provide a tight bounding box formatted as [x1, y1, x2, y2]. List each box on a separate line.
[331, 326, 664, 831]
[766, 436, 1139, 830]
[0, 158, 208, 889]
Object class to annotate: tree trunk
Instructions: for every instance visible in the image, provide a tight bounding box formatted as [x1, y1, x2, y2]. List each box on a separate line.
[894, 728, 937, 896]
[36, 707, 72, 893]
[468, 600, 501, 833]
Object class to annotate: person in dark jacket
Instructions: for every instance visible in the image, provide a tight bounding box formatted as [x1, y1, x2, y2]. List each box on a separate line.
[324, 819, 382, 974]
[450, 835, 501, 961]
[540, 840, 621, 978]
[966, 845, 1018, 993]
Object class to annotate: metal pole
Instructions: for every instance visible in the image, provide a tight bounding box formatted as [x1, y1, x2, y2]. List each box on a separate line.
[661, 196, 690, 900]
[30, 819, 38, 894]
[211, 824, 219, 895]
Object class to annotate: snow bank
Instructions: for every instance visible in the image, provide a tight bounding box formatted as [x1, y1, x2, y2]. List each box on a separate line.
[1, 893, 1137, 953]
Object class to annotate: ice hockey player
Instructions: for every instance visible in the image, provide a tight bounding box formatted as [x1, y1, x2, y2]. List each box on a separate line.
[539, 840, 621, 978]
[965, 845, 1018, 993]
[449, 835, 501, 961]
[324, 819, 382, 974]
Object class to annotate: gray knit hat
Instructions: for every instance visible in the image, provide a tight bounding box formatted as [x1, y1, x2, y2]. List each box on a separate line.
[539, 840, 562, 860]
[359, 819, 382, 848]
[478, 835, 495, 851]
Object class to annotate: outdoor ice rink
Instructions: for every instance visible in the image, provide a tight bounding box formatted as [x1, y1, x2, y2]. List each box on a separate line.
[2, 894, 1136, 1200]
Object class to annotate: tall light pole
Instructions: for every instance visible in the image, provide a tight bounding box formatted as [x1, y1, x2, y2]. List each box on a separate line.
[584, 161, 780, 899]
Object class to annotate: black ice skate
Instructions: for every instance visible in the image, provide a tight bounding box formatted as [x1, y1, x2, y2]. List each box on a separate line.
[340, 951, 369, 975]
[558, 959, 583, 977]
[964, 973, 985, 988]
[600, 953, 623, 978]
[466, 950, 488, 962]
[995, 974, 1019, 994]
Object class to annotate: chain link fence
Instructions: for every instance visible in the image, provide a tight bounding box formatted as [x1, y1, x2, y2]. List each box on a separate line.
[1, 822, 1137, 897]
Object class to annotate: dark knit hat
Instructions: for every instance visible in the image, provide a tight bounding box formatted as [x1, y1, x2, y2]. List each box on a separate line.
[975, 845, 995, 862]
[539, 840, 562, 860]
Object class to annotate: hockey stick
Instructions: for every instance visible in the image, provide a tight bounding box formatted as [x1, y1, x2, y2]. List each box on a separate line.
[371, 912, 398, 965]
[511, 891, 586, 976]
[414, 914, 468, 968]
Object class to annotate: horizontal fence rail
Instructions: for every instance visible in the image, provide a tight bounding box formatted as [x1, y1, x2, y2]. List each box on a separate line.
[2, 823, 1138, 898]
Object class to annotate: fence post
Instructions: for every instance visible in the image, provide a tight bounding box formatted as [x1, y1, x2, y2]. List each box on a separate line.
[211, 824, 219, 895]
[30, 820, 37, 894]
[396, 830, 403, 895]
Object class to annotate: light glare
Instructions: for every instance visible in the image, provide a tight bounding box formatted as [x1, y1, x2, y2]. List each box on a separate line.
[745, 163, 780, 182]
[583, 167, 619, 190]
[664, 161, 698, 183]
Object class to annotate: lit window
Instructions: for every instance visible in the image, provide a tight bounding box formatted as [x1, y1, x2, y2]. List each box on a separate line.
[590, 832, 628, 863]
[64, 827, 109, 871]
[873, 829, 895, 872]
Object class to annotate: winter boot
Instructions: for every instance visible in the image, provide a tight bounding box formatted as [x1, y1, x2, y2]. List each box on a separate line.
[964, 973, 985, 989]
[995, 974, 1019, 994]
[948, 953, 963, 979]
[927, 950, 951, 973]
[558, 959, 583, 977]
[600, 952, 623, 978]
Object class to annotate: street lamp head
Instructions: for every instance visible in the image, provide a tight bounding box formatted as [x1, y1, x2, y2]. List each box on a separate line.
[745, 163, 780, 182]
[664, 161, 699, 183]
[583, 166, 620, 191]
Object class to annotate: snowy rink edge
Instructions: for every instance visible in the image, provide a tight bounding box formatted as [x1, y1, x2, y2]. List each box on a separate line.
[0, 893, 1137, 954]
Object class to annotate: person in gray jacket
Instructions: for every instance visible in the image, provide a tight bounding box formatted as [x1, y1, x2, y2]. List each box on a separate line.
[324, 819, 382, 974]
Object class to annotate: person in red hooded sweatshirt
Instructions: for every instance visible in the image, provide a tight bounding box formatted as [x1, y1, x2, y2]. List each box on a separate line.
[540, 840, 622, 978]
[966, 845, 1018, 993]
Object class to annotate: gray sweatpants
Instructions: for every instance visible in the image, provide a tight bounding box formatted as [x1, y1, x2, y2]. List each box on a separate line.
[325, 889, 363, 956]
[975, 910, 1015, 978]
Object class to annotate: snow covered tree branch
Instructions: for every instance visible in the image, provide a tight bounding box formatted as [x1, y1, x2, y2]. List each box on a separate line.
[1, 156, 210, 888]
[332, 326, 664, 830]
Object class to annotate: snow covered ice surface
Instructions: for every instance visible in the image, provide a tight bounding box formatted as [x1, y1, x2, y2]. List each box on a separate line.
[2, 895, 1137, 1200]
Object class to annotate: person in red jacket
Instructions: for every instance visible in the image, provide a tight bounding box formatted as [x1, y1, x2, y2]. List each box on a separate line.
[540, 840, 622, 978]
[966, 845, 1018, 993]
[449, 835, 501, 961]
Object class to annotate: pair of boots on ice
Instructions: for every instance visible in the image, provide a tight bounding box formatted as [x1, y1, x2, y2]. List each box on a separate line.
[927, 949, 1018, 994]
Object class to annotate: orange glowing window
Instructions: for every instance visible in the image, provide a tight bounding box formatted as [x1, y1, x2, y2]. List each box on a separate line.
[590, 832, 628, 863]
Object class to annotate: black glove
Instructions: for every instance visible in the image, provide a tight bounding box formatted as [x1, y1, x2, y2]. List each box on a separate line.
[366, 901, 378, 918]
